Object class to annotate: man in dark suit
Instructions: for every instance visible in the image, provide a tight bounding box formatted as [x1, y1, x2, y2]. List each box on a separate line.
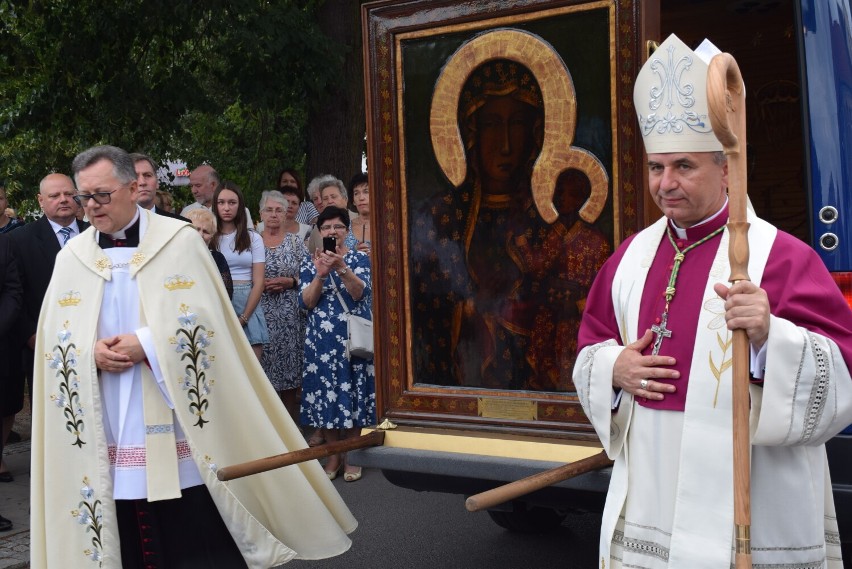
[130, 153, 189, 222]
[6, 173, 84, 471]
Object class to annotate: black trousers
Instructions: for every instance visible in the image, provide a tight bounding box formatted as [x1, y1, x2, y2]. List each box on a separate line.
[115, 484, 247, 569]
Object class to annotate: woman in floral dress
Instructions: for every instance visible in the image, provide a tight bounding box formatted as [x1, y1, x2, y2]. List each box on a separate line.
[300, 206, 374, 482]
[259, 190, 307, 424]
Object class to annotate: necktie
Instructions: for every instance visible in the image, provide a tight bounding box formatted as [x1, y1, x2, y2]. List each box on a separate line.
[58, 226, 72, 246]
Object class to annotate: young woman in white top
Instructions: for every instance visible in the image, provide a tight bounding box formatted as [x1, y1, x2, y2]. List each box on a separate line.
[211, 181, 268, 359]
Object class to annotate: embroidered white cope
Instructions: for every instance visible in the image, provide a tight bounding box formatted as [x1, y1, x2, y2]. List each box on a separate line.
[574, 212, 852, 568]
[30, 209, 356, 569]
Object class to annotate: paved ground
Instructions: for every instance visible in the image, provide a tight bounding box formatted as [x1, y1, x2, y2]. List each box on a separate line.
[0, 408, 31, 569]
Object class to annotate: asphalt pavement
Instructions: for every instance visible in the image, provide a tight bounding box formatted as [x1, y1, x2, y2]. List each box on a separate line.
[1, 405, 600, 569]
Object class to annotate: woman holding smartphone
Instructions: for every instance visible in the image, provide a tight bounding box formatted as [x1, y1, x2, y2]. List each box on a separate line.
[300, 206, 374, 482]
[211, 181, 268, 360]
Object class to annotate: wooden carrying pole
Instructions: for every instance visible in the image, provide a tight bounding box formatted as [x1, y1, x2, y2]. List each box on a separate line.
[465, 450, 613, 512]
[216, 430, 385, 482]
[706, 53, 752, 569]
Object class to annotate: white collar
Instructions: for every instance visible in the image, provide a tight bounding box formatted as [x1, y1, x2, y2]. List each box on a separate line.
[670, 198, 728, 239]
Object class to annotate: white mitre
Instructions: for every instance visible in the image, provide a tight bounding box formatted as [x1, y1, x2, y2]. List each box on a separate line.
[633, 33, 723, 153]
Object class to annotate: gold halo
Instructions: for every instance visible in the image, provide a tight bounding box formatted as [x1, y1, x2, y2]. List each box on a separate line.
[429, 28, 608, 224]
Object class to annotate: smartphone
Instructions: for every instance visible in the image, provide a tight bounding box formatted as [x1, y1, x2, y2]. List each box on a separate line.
[322, 236, 337, 253]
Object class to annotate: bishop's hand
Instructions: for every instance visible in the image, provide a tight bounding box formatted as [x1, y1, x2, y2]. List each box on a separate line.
[713, 281, 770, 349]
[613, 330, 680, 401]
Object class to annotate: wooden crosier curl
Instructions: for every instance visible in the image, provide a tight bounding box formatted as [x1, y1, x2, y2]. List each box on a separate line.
[706, 52, 752, 569]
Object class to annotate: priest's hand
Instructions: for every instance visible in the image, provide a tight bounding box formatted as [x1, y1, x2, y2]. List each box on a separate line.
[713, 281, 770, 349]
[95, 334, 145, 372]
[613, 330, 679, 401]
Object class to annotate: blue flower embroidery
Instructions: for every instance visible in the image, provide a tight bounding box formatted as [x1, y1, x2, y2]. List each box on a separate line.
[71, 476, 103, 566]
[171, 304, 215, 427]
[48, 322, 85, 447]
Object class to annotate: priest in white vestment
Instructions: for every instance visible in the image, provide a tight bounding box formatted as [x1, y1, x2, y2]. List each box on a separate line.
[30, 145, 356, 569]
[574, 35, 852, 568]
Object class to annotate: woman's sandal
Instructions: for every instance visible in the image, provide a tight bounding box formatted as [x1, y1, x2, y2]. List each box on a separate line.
[325, 465, 341, 481]
[343, 467, 362, 483]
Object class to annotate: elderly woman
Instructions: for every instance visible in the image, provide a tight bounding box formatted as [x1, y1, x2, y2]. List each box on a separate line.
[304, 174, 327, 226]
[258, 190, 308, 423]
[306, 175, 359, 254]
[300, 205, 374, 482]
[186, 209, 233, 299]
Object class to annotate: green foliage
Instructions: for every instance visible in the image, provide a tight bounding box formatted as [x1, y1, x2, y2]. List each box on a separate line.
[0, 0, 342, 215]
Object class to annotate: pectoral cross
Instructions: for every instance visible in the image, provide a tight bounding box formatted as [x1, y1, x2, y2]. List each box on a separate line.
[651, 312, 672, 355]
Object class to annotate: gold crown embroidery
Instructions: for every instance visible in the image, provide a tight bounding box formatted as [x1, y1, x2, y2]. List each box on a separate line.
[58, 291, 82, 307]
[164, 275, 195, 291]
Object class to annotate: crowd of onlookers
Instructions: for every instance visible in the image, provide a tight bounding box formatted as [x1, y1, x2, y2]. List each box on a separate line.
[0, 161, 375, 531]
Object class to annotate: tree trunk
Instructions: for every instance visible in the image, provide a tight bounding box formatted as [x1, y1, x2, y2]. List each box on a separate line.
[306, 0, 366, 194]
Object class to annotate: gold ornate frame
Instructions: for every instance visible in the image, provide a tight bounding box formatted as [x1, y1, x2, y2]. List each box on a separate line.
[363, 0, 645, 438]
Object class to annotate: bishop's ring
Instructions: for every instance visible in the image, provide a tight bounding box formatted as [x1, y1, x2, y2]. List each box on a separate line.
[640, 379, 649, 391]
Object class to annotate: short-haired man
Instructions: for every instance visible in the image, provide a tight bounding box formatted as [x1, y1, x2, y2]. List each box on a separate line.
[575, 35, 852, 567]
[181, 163, 253, 228]
[30, 145, 355, 568]
[306, 175, 357, 254]
[180, 164, 219, 217]
[130, 153, 188, 221]
[8, 174, 87, 403]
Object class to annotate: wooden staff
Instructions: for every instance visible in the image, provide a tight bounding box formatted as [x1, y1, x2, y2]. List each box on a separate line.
[707, 53, 751, 569]
[216, 430, 385, 481]
[465, 450, 613, 512]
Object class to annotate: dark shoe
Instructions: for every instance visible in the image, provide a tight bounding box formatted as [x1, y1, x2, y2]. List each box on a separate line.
[0, 515, 11, 532]
[0, 471, 13, 483]
[5, 430, 21, 444]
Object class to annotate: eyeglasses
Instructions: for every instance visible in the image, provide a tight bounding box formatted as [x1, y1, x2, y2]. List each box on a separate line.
[74, 184, 125, 206]
[319, 224, 347, 231]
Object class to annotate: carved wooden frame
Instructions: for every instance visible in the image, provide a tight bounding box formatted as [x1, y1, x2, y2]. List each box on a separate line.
[362, 0, 645, 438]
